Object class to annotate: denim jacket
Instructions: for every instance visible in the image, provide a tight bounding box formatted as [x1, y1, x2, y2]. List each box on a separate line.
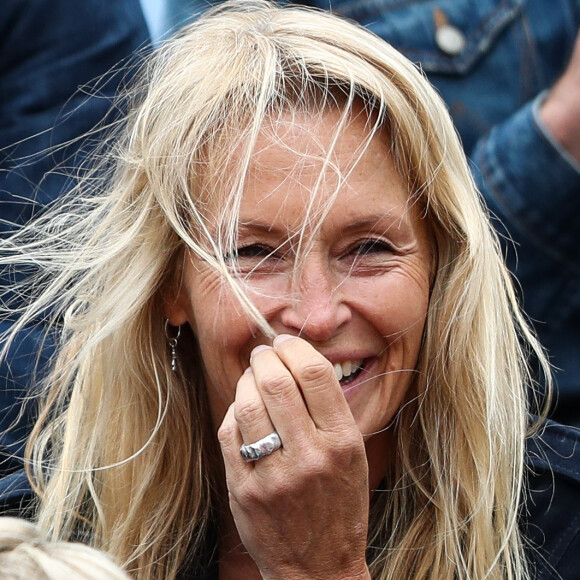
[171, 0, 580, 424]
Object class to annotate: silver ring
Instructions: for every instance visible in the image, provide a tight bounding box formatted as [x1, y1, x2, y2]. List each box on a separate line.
[240, 431, 282, 462]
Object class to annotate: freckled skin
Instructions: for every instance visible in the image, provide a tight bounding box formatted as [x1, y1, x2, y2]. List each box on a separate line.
[166, 106, 432, 481]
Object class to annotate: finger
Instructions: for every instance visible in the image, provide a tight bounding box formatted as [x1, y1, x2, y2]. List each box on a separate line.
[249, 344, 315, 446]
[272, 335, 355, 432]
[235, 367, 276, 446]
[217, 402, 248, 481]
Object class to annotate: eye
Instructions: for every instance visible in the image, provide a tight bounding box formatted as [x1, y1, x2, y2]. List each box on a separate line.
[231, 244, 274, 260]
[223, 244, 285, 273]
[350, 239, 394, 256]
[340, 238, 397, 275]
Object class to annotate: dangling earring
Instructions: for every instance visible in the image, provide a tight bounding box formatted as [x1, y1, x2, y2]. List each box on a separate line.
[165, 320, 181, 372]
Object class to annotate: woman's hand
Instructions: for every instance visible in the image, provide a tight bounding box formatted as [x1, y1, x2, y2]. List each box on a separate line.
[218, 335, 371, 580]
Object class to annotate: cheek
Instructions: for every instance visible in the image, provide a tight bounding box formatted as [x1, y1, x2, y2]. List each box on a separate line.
[192, 292, 252, 373]
[188, 268, 249, 344]
[388, 289, 429, 349]
[351, 272, 429, 339]
[187, 274, 282, 424]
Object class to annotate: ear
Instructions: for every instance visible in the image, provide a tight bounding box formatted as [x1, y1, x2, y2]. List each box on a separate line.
[161, 248, 195, 327]
[162, 281, 191, 327]
[163, 299, 190, 327]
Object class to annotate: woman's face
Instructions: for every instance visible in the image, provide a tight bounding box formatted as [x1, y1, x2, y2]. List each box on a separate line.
[166, 107, 432, 447]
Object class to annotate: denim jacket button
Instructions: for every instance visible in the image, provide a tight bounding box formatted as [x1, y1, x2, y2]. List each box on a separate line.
[435, 23, 466, 56]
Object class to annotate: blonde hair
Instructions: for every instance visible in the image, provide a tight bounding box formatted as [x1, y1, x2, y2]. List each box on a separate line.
[0, 1, 549, 578]
[0, 517, 130, 579]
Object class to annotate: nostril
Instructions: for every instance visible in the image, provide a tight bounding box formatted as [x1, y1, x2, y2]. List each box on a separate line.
[277, 271, 351, 340]
[280, 303, 351, 342]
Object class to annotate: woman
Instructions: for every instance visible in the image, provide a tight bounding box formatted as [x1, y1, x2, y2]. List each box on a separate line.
[0, 1, 577, 579]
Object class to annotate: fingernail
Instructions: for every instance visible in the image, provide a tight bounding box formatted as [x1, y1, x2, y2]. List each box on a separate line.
[243, 366, 253, 375]
[273, 334, 295, 348]
[250, 344, 271, 360]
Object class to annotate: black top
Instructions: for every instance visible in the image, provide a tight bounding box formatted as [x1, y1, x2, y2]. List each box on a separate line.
[2, 421, 579, 579]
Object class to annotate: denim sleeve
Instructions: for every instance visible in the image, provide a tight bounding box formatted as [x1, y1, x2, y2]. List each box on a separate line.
[471, 93, 580, 266]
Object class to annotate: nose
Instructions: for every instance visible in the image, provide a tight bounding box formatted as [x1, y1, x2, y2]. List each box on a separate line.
[278, 255, 351, 342]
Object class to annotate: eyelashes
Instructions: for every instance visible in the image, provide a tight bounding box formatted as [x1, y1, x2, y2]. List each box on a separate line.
[348, 239, 395, 257]
[223, 244, 281, 262]
[236, 244, 277, 259]
[222, 244, 287, 276]
[222, 238, 396, 273]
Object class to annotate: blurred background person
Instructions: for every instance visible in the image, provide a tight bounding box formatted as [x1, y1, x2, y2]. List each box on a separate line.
[0, 517, 130, 580]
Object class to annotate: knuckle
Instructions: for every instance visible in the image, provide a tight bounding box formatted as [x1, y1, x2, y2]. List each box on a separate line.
[335, 425, 364, 447]
[260, 372, 295, 399]
[305, 456, 329, 477]
[296, 432, 364, 470]
[327, 433, 366, 466]
[329, 438, 363, 462]
[217, 422, 236, 447]
[292, 447, 328, 476]
[235, 476, 290, 509]
[256, 470, 307, 500]
[301, 359, 334, 385]
[234, 482, 260, 507]
[260, 474, 292, 498]
[234, 399, 265, 427]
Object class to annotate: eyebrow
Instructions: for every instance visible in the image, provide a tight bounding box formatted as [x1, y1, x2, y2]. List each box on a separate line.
[339, 214, 410, 233]
[237, 220, 281, 233]
[239, 208, 408, 227]
[234, 212, 413, 241]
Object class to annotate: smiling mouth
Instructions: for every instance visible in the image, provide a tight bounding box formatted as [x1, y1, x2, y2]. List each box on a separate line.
[333, 359, 367, 387]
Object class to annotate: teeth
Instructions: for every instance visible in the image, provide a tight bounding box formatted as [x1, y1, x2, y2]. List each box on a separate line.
[333, 359, 363, 381]
[342, 360, 352, 377]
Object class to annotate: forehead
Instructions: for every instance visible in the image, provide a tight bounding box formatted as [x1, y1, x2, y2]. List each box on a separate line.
[195, 103, 423, 244]
[239, 106, 412, 224]
[252, 107, 380, 177]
